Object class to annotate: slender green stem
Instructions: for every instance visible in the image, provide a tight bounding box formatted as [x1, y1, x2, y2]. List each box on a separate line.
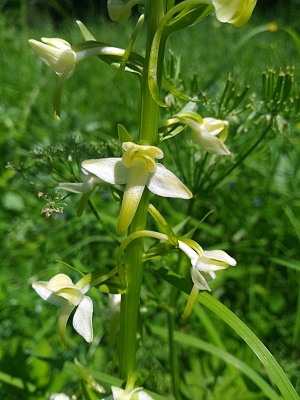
[167, 308, 182, 400]
[118, 0, 166, 378]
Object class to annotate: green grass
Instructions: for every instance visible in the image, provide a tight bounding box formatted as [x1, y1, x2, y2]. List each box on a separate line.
[0, 7, 300, 399]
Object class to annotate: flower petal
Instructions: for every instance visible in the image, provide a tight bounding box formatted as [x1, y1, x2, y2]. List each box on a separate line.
[213, 0, 257, 26]
[47, 273, 75, 291]
[191, 267, 211, 291]
[203, 249, 237, 266]
[137, 391, 155, 400]
[72, 296, 93, 342]
[147, 164, 192, 199]
[117, 164, 149, 236]
[193, 128, 231, 155]
[32, 281, 65, 306]
[82, 158, 128, 184]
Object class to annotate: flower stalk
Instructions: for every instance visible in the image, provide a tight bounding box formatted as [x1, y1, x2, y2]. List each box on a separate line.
[118, 0, 167, 378]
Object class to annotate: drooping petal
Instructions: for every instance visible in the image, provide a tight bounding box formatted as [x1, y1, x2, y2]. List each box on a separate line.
[147, 164, 192, 199]
[191, 266, 211, 291]
[117, 163, 149, 236]
[193, 128, 230, 155]
[111, 386, 154, 400]
[82, 158, 128, 185]
[32, 281, 65, 306]
[137, 391, 155, 400]
[72, 296, 93, 342]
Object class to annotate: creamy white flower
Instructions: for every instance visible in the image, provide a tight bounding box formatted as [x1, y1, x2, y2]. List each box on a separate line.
[50, 394, 70, 400]
[111, 386, 154, 400]
[211, 0, 257, 26]
[32, 273, 93, 343]
[178, 240, 236, 291]
[178, 114, 230, 155]
[82, 142, 192, 235]
[28, 38, 76, 77]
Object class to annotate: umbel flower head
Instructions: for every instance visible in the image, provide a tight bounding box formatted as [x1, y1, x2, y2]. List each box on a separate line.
[211, 0, 257, 26]
[32, 274, 93, 344]
[82, 142, 192, 236]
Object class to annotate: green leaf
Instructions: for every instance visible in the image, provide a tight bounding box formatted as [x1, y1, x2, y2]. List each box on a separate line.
[155, 266, 299, 400]
[151, 325, 282, 400]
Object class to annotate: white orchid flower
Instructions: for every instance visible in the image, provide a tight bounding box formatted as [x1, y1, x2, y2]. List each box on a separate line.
[29, 37, 140, 119]
[28, 38, 76, 77]
[111, 386, 154, 400]
[178, 240, 236, 291]
[178, 239, 236, 317]
[175, 112, 230, 155]
[82, 142, 192, 236]
[32, 273, 93, 344]
[211, 0, 257, 26]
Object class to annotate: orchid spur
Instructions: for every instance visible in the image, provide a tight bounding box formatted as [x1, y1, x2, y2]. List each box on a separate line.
[82, 142, 192, 236]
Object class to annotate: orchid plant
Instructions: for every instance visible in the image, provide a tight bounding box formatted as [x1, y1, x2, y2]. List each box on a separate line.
[28, 1, 299, 399]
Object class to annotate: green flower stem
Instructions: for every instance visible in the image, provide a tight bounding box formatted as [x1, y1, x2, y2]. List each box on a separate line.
[167, 304, 182, 399]
[140, 0, 166, 145]
[118, 0, 166, 378]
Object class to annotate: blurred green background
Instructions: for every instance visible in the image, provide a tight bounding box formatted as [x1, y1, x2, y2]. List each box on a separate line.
[0, 1, 300, 399]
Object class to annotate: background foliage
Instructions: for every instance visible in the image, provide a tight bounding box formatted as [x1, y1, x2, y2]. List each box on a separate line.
[0, 2, 300, 399]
